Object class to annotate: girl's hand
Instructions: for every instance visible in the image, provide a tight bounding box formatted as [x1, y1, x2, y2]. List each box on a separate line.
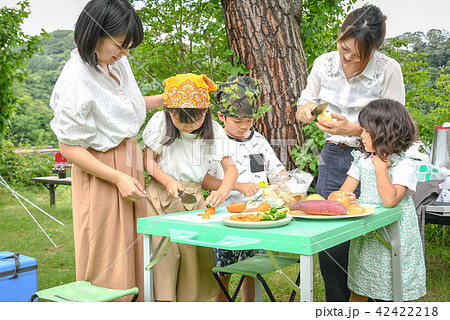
[205, 191, 226, 208]
[347, 192, 359, 206]
[316, 113, 362, 137]
[165, 177, 184, 198]
[116, 173, 147, 202]
[371, 154, 392, 168]
[236, 182, 260, 197]
[295, 102, 316, 123]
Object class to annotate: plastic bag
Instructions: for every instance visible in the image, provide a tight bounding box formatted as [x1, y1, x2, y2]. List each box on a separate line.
[263, 169, 313, 207]
[436, 176, 450, 202]
[415, 160, 450, 183]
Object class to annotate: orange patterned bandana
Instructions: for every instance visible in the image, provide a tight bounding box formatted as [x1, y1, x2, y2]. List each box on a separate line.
[163, 73, 218, 109]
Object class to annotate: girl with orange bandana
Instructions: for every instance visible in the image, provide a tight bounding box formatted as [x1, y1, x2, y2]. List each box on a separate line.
[142, 73, 238, 301]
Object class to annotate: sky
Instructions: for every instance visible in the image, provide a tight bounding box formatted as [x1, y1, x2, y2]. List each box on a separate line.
[2, 0, 449, 38]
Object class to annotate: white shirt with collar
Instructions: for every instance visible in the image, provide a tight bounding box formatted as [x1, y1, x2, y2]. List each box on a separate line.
[298, 51, 405, 147]
[50, 50, 146, 152]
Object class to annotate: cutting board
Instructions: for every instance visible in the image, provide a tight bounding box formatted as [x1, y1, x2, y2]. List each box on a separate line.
[163, 210, 234, 224]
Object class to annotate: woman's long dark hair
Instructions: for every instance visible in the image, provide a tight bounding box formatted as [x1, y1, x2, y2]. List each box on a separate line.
[74, 0, 144, 68]
[358, 99, 418, 160]
[339, 4, 387, 76]
[162, 108, 214, 146]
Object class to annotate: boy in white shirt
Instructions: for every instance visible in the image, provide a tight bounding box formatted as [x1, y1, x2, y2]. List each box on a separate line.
[203, 76, 286, 301]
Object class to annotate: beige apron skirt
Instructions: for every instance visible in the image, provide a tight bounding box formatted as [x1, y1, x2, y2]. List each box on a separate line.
[146, 179, 220, 301]
[71, 137, 146, 302]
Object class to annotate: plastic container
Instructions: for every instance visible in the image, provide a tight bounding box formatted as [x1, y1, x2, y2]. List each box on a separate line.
[0, 252, 38, 302]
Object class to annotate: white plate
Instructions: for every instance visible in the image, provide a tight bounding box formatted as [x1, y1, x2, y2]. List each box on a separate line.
[221, 214, 292, 229]
[290, 207, 376, 220]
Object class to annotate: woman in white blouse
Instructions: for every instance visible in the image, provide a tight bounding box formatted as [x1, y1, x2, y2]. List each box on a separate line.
[296, 5, 405, 302]
[49, 0, 163, 301]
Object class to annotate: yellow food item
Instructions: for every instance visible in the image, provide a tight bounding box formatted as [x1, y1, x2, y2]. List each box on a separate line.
[317, 111, 332, 122]
[305, 194, 325, 201]
[328, 191, 351, 209]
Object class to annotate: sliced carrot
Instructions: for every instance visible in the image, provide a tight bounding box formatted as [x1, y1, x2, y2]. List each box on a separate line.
[205, 207, 216, 215]
[243, 201, 271, 213]
[229, 213, 262, 222]
[226, 202, 247, 213]
[201, 213, 210, 219]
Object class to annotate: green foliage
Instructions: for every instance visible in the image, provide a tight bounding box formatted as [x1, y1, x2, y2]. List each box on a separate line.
[130, 0, 230, 93]
[0, 1, 48, 141]
[301, 0, 357, 66]
[382, 38, 450, 148]
[0, 140, 53, 188]
[291, 120, 326, 192]
[5, 30, 74, 147]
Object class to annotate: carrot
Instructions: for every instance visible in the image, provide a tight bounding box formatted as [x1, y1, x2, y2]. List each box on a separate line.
[243, 202, 271, 213]
[229, 213, 262, 222]
[197, 206, 216, 219]
[226, 202, 247, 213]
[289, 200, 347, 216]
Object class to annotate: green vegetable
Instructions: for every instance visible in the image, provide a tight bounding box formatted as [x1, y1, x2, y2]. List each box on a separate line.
[257, 207, 288, 221]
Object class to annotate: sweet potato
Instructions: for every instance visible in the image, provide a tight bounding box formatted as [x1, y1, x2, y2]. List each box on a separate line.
[289, 200, 347, 216]
[226, 202, 247, 213]
[243, 202, 271, 213]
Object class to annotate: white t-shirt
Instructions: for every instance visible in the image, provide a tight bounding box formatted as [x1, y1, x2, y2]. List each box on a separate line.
[347, 153, 417, 195]
[298, 51, 405, 147]
[50, 50, 146, 152]
[208, 131, 285, 205]
[142, 111, 232, 183]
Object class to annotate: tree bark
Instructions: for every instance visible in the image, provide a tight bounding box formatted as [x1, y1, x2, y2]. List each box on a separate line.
[220, 0, 308, 170]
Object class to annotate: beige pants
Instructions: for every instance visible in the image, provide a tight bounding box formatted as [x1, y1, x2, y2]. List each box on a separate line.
[72, 138, 146, 301]
[146, 179, 220, 301]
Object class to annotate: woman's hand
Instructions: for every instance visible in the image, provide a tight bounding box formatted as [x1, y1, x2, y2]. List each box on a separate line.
[295, 102, 316, 123]
[205, 190, 226, 208]
[316, 113, 362, 136]
[115, 172, 147, 202]
[235, 182, 260, 197]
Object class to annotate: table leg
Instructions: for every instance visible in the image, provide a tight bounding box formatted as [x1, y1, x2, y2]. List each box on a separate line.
[300, 255, 313, 302]
[143, 234, 154, 302]
[255, 277, 263, 302]
[49, 184, 56, 206]
[391, 220, 403, 302]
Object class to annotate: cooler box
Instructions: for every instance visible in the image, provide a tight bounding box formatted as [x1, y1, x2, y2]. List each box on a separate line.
[0, 252, 38, 302]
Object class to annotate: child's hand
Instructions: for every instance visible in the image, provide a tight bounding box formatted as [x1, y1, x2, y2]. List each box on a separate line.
[165, 177, 183, 198]
[236, 182, 260, 197]
[372, 154, 392, 168]
[204, 191, 225, 208]
[347, 192, 359, 206]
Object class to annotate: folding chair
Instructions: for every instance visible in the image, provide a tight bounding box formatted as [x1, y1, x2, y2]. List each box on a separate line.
[212, 253, 300, 302]
[29, 281, 139, 302]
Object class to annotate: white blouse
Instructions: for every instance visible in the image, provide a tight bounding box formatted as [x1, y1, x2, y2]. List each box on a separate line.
[142, 111, 232, 183]
[298, 51, 405, 147]
[50, 51, 146, 152]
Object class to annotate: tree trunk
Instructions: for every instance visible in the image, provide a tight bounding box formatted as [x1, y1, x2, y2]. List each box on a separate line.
[220, 0, 308, 170]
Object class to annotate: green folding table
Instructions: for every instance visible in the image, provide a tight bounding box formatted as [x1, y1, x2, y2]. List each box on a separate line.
[137, 206, 403, 302]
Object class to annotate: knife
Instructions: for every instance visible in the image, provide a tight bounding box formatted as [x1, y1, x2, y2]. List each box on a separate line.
[178, 191, 197, 204]
[312, 103, 328, 115]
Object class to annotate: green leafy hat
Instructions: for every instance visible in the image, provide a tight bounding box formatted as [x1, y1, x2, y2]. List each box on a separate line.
[215, 76, 262, 117]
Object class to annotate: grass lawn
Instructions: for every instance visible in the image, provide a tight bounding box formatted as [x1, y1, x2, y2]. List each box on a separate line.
[0, 186, 448, 302]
